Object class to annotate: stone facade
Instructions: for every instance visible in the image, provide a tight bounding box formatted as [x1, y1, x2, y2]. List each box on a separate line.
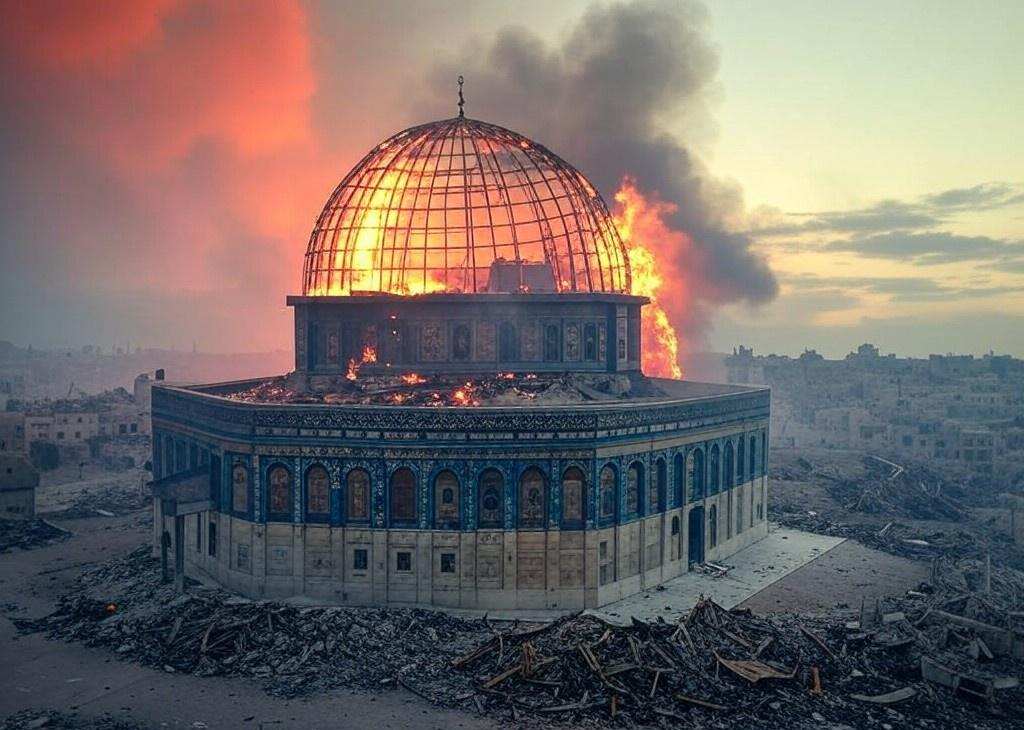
[152, 378, 770, 610]
[289, 293, 645, 376]
[0, 453, 38, 520]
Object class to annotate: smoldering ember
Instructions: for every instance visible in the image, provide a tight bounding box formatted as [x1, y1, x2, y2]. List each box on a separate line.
[3, 8, 1024, 730]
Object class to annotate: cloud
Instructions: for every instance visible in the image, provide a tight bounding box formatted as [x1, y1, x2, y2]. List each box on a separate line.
[422, 0, 778, 349]
[784, 273, 1023, 303]
[824, 231, 1024, 265]
[753, 182, 1024, 237]
[924, 183, 1024, 211]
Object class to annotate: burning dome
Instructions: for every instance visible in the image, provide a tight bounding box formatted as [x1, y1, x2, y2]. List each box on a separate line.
[302, 115, 631, 297]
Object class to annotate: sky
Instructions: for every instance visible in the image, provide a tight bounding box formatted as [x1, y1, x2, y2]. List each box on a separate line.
[0, 0, 1021, 361]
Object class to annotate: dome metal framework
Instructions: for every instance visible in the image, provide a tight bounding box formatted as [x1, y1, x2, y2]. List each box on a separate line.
[303, 116, 631, 297]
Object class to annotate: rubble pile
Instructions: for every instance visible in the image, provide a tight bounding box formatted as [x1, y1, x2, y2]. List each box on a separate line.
[1, 710, 147, 730]
[16, 547, 487, 699]
[0, 518, 70, 552]
[225, 372, 663, 408]
[452, 567, 1024, 728]
[43, 483, 150, 519]
[825, 456, 967, 521]
[15, 547, 1024, 728]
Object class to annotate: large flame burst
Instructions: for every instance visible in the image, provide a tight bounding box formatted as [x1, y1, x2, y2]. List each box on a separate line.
[613, 178, 684, 379]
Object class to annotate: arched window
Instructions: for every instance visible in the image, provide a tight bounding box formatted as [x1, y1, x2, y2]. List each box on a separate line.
[626, 462, 642, 515]
[738, 437, 746, 482]
[543, 324, 560, 362]
[498, 322, 518, 361]
[583, 323, 597, 361]
[478, 469, 504, 528]
[267, 464, 291, 520]
[723, 441, 734, 490]
[231, 463, 249, 513]
[673, 453, 684, 507]
[305, 464, 330, 517]
[562, 466, 585, 523]
[749, 435, 756, 477]
[434, 470, 460, 528]
[346, 468, 370, 520]
[762, 432, 767, 473]
[452, 324, 471, 361]
[599, 464, 617, 520]
[518, 468, 546, 528]
[389, 468, 417, 523]
[655, 458, 667, 512]
[709, 504, 718, 548]
[688, 449, 705, 501]
[709, 444, 720, 494]
[671, 515, 680, 535]
[565, 324, 580, 360]
[163, 437, 174, 474]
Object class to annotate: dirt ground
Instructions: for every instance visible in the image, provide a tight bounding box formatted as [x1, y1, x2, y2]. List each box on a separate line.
[1, 454, 945, 729]
[739, 539, 929, 612]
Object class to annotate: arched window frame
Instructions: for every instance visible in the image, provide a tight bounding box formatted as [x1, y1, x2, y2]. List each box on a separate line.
[709, 444, 721, 494]
[598, 464, 617, 524]
[652, 457, 667, 513]
[498, 321, 518, 362]
[561, 466, 586, 526]
[389, 467, 417, 525]
[543, 324, 561, 362]
[477, 468, 505, 529]
[737, 437, 746, 482]
[688, 448, 705, 502]
[433, 469, 461, 529]
[626, 461, 643, 516]
[749, 435, 757, 477]
[672, 452, 684, 507]
[345, 467, 371, 522]
[304, 463, 331, 522]
[517, 467, 547, 528]
[723, 441, 735, 490]
[231, 463, 249, 515]
[266, 463, 292, 522]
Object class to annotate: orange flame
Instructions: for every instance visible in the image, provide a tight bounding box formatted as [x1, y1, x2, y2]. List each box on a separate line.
[613, 177, 684, 379]
[345, 344, 379, 381]
[401, 372, 427, 385]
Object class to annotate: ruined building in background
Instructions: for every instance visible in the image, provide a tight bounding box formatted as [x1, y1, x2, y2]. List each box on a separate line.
[150, 112, 770, 610]
[727, 344, 1024, 486]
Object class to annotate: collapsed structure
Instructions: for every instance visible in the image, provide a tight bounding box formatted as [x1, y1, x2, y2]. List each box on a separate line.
[150, 110, 770, 610]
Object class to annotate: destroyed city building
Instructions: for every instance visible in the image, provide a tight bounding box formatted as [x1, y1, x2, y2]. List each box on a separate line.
[149, 113, 770, 610]
[727, 344, 1024, 487]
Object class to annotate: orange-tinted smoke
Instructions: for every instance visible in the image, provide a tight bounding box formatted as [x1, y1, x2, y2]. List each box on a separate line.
[613, 177, 690, 379]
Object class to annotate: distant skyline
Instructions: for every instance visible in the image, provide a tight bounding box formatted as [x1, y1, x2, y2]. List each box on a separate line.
[1, 1, 1021, 361]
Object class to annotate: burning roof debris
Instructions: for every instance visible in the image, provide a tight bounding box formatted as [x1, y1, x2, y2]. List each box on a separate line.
[224, 371, 667, 407]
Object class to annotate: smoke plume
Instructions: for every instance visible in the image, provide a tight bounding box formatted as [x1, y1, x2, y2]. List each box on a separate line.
[424, 1, 778, 361]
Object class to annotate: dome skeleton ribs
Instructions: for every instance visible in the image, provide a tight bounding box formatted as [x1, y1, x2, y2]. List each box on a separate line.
[303, 113, 632, 297]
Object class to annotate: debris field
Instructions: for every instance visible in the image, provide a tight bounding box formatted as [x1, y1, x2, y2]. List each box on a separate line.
[14, 546, 1024, 729]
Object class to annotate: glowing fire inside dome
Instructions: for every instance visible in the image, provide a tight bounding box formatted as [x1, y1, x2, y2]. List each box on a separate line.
[302, 117, 630, 297]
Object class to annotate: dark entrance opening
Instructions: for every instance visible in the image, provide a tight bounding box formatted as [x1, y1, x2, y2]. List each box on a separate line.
[688, 506, 704, 567]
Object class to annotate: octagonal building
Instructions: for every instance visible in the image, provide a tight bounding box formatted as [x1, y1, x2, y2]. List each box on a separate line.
[150, 112, 770, 611]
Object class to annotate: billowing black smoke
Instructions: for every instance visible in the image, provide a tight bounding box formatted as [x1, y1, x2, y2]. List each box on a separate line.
[423, 0, 778, 351]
